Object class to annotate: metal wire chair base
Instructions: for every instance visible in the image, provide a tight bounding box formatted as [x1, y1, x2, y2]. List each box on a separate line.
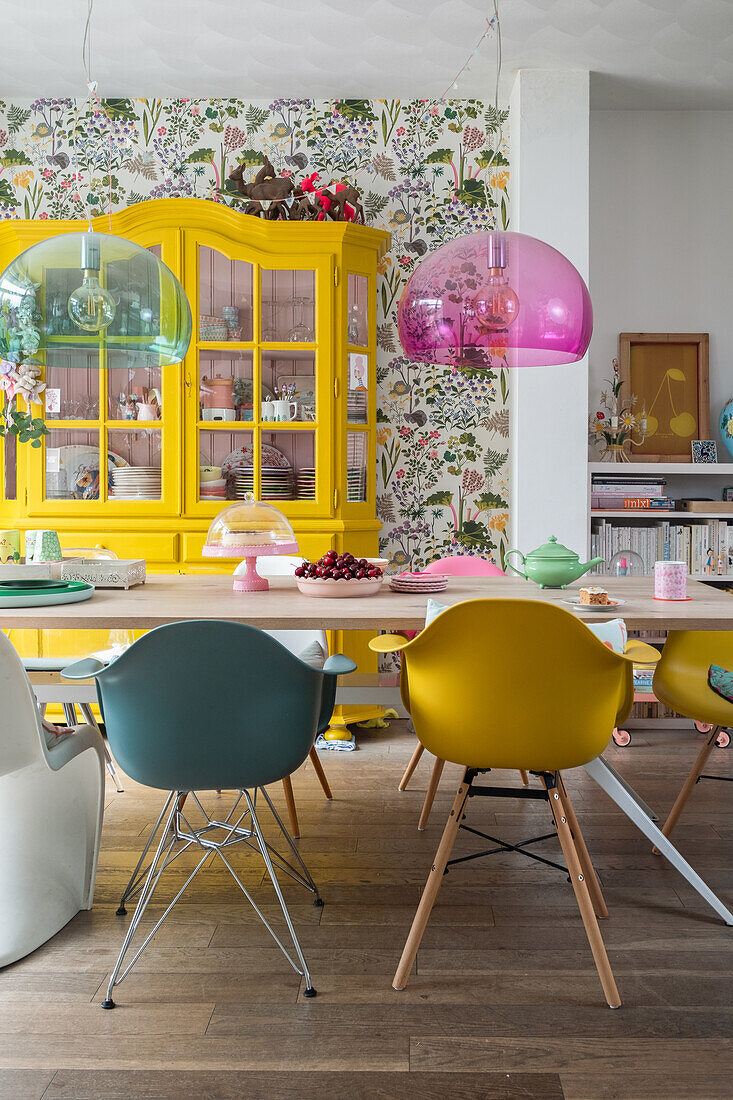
[102, 787, 320, 1009]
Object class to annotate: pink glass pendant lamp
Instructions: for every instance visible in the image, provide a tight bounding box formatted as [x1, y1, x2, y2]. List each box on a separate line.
[397, 231, 592, 369]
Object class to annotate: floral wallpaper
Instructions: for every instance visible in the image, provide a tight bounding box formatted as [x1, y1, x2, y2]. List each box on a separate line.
[0, 97, 510, 568]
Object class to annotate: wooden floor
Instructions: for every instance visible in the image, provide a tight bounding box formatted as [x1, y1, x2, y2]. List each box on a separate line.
[2, 721, 732, 1100]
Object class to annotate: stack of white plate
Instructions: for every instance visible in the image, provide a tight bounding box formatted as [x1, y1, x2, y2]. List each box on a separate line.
[296, 467, 316, 500]
[231, 466, 293, 500]
[200, 477, 227, 501]
[388, 572, 449, 594]
[347, 466, 366, 502]
[347, 390, 368, 423]
[110, 466, 161, 500]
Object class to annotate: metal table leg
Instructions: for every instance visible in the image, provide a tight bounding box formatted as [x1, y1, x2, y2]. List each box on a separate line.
[583, 755, 733, 927]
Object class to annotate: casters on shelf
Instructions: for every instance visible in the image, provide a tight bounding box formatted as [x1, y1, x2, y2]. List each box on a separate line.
[303, 986, 318, 998]
[612, 728, 631, 747]
[101, 999, 116, 1010]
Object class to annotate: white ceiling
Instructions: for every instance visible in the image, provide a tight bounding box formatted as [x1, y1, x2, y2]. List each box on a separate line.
[0, 0, 731, 108]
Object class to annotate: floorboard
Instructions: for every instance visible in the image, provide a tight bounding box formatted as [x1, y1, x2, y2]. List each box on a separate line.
[1, 721, 731, 1099]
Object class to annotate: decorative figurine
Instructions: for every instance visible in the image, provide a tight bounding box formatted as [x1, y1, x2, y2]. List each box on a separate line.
[298, 173, 364, 223]
[229, 155, 296, 220]
[705, 547, 715, 574]
[589, 358, 651, 462]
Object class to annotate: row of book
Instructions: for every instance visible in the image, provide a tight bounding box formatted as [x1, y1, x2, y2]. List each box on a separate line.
[590, 519, 733, 576]
[591, 473, 672, 511]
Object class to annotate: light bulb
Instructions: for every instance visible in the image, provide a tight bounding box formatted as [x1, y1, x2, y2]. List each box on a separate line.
[68, 272, 116, 331]
[473, 269, 520, 332]
[67, 232, 116, 332]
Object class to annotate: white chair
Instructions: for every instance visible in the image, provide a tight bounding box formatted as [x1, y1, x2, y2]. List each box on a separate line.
[232, 555, 332, 836]
[0, 630, 106, 967]
[18, 548, 128, 792]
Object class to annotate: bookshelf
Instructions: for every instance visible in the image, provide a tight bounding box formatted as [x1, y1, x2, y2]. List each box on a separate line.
[587, 460, 733, 581]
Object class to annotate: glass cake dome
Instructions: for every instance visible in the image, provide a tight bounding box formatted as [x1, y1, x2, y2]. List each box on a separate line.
[203, 495, 299, 591]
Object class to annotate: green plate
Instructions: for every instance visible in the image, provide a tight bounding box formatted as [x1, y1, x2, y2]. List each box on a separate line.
[0, 579, 69, 590]
[0, 580, 91, 597]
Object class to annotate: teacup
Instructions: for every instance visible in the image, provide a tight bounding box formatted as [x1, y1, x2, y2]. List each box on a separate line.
[0, 529, 21, 564]
[273, 400, 298, 422]
[25, 529, 63, 563]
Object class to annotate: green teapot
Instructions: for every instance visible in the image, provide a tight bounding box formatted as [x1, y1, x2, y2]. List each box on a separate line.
[504, 535, 605, 589]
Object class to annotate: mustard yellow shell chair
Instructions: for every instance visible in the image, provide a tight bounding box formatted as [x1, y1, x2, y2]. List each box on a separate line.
[371, 598, 659, 1010]
[652, 630, 733, 842]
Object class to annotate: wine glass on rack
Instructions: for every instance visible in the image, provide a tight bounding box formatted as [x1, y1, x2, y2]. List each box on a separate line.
[261, 298, 277, 342]
[288, 297, 314, 343]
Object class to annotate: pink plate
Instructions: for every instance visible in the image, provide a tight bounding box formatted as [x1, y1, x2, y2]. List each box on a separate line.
[296, 576, 383, 599]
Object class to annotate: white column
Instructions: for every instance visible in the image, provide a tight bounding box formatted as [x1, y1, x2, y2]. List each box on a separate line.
[508, 70, 590, 556]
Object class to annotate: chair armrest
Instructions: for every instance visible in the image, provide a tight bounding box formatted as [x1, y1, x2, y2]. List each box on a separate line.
[621, 640, 661, 666]
[45, 723, 105, 772]
[368, 633, 411, 654]
[61, 658, 106, 681]
[323, 654, 357, 676]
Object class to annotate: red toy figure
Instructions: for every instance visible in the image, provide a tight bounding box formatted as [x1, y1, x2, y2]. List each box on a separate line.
[298, 173, 364, 223]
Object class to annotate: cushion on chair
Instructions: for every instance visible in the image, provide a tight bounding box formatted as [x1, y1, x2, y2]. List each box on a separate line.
[708, 664, 733, 704]
[296, 639, 327, 669]
[425, 599, 628, 653]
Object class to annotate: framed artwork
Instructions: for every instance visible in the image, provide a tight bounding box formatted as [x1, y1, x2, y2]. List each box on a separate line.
[348, 352, 368, 391]
[691, 440, 718, 463]
[618, 333, 709, 462]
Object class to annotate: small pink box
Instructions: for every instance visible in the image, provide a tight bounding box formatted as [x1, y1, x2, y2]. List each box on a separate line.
[654, 560, 688, 600]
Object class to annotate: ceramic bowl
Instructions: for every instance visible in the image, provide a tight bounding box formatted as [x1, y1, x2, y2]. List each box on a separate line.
[366, 558, 389, 569]
[296, 576, 383, 598]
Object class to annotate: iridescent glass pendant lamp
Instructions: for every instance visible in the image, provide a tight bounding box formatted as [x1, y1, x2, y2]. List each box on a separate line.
[0, 230, 192, 369]
[397, 231, 592, 369]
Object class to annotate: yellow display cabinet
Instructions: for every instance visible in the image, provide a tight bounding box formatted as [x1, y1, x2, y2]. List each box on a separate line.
[0, 199, 389, 720]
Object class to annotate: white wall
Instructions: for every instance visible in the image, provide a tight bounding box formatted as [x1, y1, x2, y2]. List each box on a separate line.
[509, 70, 590, 556]
[589, 110, 733, 447]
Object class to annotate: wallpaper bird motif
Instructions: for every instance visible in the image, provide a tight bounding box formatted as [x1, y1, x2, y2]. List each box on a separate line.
[0, 96, 510, 568]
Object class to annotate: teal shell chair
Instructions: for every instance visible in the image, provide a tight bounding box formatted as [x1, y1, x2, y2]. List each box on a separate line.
[63, 619, 355, 1008]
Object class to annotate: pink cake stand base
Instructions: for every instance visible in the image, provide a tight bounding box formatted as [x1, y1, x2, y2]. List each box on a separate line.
[202, 541, 299, 592]
[233, 556, 270, 592]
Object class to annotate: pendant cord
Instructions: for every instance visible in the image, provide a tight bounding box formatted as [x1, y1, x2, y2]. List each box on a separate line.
[80, 0, 114, 232]
[437, 1, 504, 198]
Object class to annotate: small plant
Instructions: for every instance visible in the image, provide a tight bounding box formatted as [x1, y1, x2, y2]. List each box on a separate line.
[0, 271, 48, 447]
[589, 358, 649, 462]
[0, 401, 47, 447]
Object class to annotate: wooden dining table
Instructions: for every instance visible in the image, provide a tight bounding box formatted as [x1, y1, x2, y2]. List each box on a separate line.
[5, 571, 732, 926]
[1, 572, 731, 630]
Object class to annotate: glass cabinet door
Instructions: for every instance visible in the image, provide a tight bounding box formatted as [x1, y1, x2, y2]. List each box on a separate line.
[28, 238, 181, 515]
[344, 270, 373, 508]
[185, 232, 333, 515]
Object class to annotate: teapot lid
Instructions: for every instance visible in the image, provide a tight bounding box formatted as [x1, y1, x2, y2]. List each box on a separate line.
[527, 535, 580, 562]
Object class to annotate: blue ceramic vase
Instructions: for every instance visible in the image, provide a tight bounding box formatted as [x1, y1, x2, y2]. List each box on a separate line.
[720, 397, 733, 460]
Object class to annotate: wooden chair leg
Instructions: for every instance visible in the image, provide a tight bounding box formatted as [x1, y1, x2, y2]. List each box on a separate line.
[544, 776, 620, 1009]
[393, 771, 470, 990]
[399, 741, 424, 791]
[281, 775, 300, 839]
[519, 770, 529, 786]
[309, 746, 333, 800]
[657, 726, 720, 846]
[418, 757, 445, 831]
[558, 773, 608, 919]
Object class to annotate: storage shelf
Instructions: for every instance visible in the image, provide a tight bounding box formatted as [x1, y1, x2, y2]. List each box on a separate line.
[589, 461, 733, 475]
[591, 510, 729, 519]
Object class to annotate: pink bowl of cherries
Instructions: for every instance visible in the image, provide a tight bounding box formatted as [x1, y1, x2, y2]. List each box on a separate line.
[294, 550, 384, 598]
